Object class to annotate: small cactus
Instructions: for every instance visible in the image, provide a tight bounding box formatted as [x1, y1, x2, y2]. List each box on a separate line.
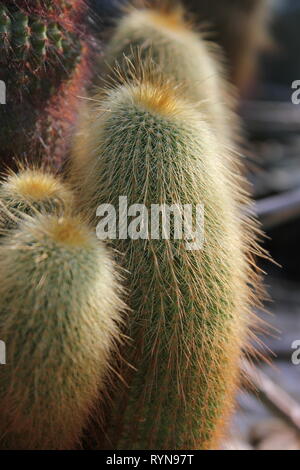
[0, 212, 124, 449]
[70, 70, 262, 449]
[0, 167, 73, 229]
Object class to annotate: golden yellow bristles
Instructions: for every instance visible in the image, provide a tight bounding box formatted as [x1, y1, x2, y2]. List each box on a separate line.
[36, 215, 93, 248]
[1, 170, 73, 206]
[131, 81, 185, 117]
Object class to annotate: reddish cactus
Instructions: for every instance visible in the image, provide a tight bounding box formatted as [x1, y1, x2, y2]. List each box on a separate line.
[0, 0, 92, 170]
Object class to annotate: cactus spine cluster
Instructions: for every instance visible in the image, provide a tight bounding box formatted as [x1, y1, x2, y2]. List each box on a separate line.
[0, 168, 73, 229]
[70, 55, 261, 449]
[0, 169, 125, 449]
[0, 0, 91, 170]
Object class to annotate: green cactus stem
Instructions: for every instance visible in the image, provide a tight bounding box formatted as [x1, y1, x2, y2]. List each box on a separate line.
[0, 212, 125, 449]
[98, 2, 236, 144]
[70, 71, 263, 449]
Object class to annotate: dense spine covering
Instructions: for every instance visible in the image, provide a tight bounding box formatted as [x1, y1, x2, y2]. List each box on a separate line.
[0, 212, 124, 449]
[97, 2, 236, 144]
[0, 0, 266, 450]
[0, 0, 92, 170]
[70, 69, 262, 449]
[90, 0, 269, 90]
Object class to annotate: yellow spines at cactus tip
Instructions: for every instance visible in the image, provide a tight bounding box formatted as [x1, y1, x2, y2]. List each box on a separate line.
[98, 1, 237, 144]
[0, 167, 74, 229]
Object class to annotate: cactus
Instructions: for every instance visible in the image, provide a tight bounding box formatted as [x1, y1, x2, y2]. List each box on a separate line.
[0, 167, 74, 229]
[97, 1, 236, 143]
[91, 0, 269, 90]
[0, 0, 92, 170]
[0, 212, 124, 449]
[0, 3, 82, 68]
[70, 67, 263, 449]
[0, 0, 266, 451]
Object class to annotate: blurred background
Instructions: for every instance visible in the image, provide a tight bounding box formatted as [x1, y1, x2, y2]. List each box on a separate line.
[89, 0, 300, 450]
[231, 0, 300, 450]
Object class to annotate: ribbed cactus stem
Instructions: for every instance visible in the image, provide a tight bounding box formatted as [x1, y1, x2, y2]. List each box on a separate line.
[70, 73, 261, 449]
[0, 213, 124, 449]
[12, 11, 29, 59]
[47, 22, 62, 50]
[0, 5, 10, 31]
[0, 5, 10, 60]
[31, 21, 47, 60]
[0, 0, 91, 170]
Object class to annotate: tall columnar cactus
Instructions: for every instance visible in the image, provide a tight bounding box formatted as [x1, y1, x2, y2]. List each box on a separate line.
[97, 1, 236, 144]
[70, 69, 262, 449]
[0, 0, 92, 170]
[0, 167, 74, 229]
[0, 211, 124, 449]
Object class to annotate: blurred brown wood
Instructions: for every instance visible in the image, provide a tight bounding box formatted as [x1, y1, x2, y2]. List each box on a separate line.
[243, 360, 300, 435]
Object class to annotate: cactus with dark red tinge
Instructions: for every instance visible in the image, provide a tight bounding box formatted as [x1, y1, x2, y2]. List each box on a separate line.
[0, 0, 92, 170]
